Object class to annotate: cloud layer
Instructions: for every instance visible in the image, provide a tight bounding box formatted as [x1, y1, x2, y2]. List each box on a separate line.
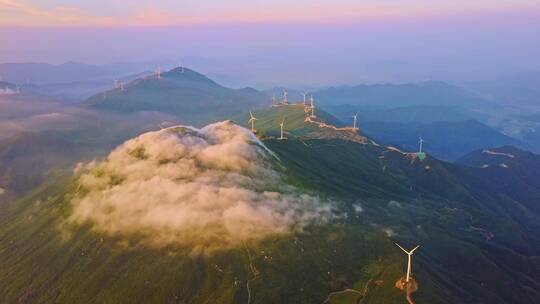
[69, 121, 333, 253]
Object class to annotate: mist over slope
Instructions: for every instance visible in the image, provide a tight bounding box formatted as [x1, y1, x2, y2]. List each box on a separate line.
[69, 121, 334, 253]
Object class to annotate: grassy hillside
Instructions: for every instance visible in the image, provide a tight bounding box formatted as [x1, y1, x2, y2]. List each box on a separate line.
[1, 105, 540, 303]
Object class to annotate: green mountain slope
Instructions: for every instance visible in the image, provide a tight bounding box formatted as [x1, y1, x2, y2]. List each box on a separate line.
[1, 105, 540, 304]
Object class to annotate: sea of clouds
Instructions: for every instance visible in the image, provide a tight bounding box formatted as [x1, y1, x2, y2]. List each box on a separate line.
[69, 121, 334, 253]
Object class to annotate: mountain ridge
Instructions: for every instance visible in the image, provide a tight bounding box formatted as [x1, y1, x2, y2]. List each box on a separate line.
[84, 67, 269, 126]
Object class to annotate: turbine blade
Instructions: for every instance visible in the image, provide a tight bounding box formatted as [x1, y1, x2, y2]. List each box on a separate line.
[410, 245, 420, 254]
[395, 243, 408, 254]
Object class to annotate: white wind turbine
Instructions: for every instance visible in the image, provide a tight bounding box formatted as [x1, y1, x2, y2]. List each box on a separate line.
[352, 112, 358, 130]
[395, 243, 420, 283]
[418, 137, 425, 153]
[283, 90, 288, 104]
[157, 66, 161, 79]
[310, 95, 316, 118]
[279, 118, 286, 140]
[301, 91, 308, 105]
[248, 111, 258, 132]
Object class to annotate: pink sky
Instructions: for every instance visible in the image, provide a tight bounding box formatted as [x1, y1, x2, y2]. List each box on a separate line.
[1, 0, 540, 27]
[1, 0, 539, 86]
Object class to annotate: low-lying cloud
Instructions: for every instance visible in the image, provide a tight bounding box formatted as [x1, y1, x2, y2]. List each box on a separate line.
[69, 121, 334, 253]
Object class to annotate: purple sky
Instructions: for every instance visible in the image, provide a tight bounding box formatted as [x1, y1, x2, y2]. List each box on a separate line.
[1, 1, 539, 87]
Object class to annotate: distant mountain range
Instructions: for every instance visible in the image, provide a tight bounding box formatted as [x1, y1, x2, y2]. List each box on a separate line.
[463, 70, 540, 106]
[0, 61, 173, 84]
[84, 67, 269, 126]
[314, 81, 493, 108]
[324, 104, 525, 161]
[327, 104, 482, 124]
[359, 120, 527, 161]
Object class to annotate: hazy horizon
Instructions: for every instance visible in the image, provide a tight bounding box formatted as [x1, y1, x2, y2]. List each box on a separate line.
[2, 1, 540, 87]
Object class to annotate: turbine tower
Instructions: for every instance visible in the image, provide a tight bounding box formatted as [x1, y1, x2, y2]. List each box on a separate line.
[310, 96, 316, 118]
[283, 90, 288, 104]
[279, 118, 286, 140]
[395, 243, 420, 282]
[418, 137, 425, 153]
[353, 113, 358, 130]
[157, 66, 161, 80]
[301, 92, 308, 105]
[248, 111, 258, 133]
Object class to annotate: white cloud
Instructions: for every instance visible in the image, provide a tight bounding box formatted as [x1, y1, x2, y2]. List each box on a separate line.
[388, 200, 402, 208]
[352, 202, 364, 213]
[68, 121, 334, 254]
[382, 227, 396, 237]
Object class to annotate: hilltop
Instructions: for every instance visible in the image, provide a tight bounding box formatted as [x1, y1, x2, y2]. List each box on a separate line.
[85, 67, 268, 126]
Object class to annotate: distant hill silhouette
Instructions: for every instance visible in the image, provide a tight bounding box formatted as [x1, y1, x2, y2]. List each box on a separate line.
[85, 67, 268, 126]
[315, 81, 492, 108]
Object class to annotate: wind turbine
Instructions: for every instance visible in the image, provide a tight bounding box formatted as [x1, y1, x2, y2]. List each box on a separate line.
[418, 137, 425, 153]
[283, 90, 288, 104]
[352, 113, 358, 130]
[301, 92, 308, 105]
[310, 96, 316, 118]
[157, 66, 161, 79]
[248, 111, 258, 132]
[395, 243, 420, 283]
[279, 118, 286, 140]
